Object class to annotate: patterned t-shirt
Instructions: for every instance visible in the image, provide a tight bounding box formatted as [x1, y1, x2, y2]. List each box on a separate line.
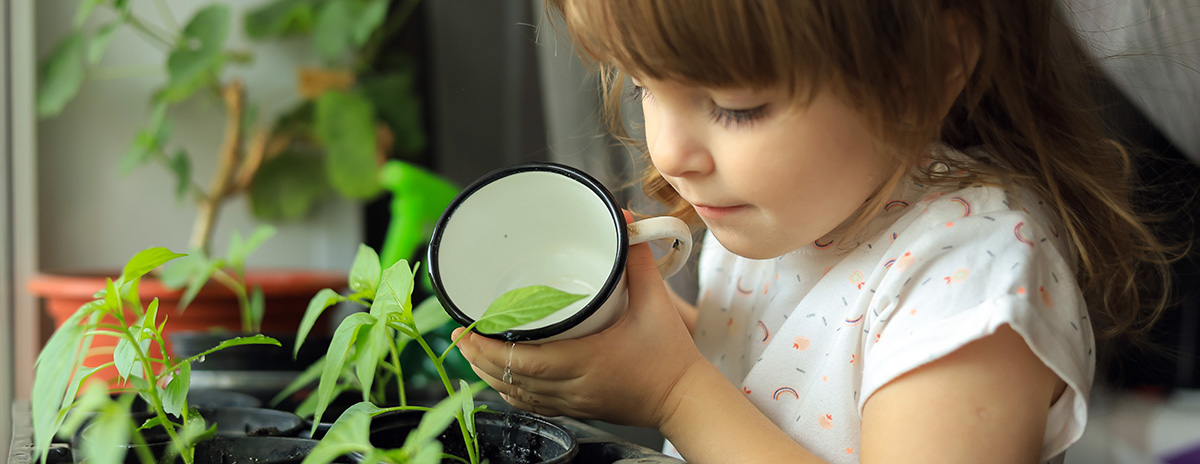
[687, 156, 1095, 463]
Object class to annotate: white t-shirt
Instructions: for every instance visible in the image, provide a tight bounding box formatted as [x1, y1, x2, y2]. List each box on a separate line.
[686, 154, 1095, 463]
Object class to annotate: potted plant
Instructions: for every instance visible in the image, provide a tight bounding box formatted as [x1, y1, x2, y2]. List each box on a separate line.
[285, 247, 583, 463]
[30, 247, 293, 464]
[29, 0, 430, 386]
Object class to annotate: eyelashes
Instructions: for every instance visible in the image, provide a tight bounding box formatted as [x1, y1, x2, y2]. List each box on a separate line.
[626, 84, 769, 129]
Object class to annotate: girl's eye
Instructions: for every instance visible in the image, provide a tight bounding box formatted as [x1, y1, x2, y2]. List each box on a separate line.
[626, 84, 653, 103]
[711, 104, 769, 128]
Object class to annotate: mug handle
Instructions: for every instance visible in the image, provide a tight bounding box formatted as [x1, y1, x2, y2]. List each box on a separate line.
[627, 216, 693, 278]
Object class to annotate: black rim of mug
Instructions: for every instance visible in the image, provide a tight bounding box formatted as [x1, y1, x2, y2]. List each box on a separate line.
[427, 161, 628, 342]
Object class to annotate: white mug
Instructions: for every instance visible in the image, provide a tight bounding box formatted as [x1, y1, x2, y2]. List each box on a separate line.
[427, 162, 692, 343]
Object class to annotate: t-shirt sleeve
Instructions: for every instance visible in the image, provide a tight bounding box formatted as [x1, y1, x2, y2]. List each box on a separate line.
[858, 203, 1095, 461]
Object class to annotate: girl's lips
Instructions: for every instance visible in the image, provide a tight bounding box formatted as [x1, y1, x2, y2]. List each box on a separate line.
[692, 204, 747, 219]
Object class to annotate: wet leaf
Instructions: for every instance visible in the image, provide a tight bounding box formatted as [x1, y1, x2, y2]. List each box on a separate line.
[348, 244, 381, 298]
[180, 335, 281, 366]
[475, 285, 588, 334]
[163, 363, 191, 417]
[370, 260, 414, 320]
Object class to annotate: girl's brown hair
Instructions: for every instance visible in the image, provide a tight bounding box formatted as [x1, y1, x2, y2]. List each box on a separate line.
[546, 0, 1176, 356]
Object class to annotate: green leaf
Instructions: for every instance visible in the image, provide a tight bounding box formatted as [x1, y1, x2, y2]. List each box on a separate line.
[314, 312, 375, 426]
[245, 0, 317, 39]
[179, 257, 221, 312]
[168, 148, 192, 201]
[158, 252, 207, 290]
[228, 225, 277, 269]
[59, 385, 112, 438]
[350, 0, 390, 46]
[295, 288, 344, 357]
[315, 91, 381, 199]
[459, 380, 477, 443]
[103, 278, 121, 313]
[74, 0, 104, 27]
[78, 402, 132, 464]
[122, 247, 186, 283]
[32, 310, 93, 463]
[120, 102, 170, 175]
[412, 296, 451, 336]
[112, 330, 150, 380]
[249, 285, 265, 333]
[353, 318, 389, 401]
[88, 20, 122, 64]
[166, 5, 231, 92]
[304, 402, 378, 463]
[270, 356, 325, 407]
[369, 260, 414, 320]
[180, 335, 281, 365]
[163, 363, 191, 417]
[312, 0, 353, 62]
[37, 32, 86, 118]
[403, 384, 484, 453]
[248, 152, 330, 220]
[348, 244, 381, 298]
[362, 70, 426, 156]
[181, 409, 216, 452]
[475, 285, 589, 334]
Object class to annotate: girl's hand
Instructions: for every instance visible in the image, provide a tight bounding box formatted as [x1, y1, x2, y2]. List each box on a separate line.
[452, 232, 705, 429]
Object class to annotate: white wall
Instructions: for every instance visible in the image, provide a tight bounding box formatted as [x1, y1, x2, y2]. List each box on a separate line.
[34, 0, 362, 274]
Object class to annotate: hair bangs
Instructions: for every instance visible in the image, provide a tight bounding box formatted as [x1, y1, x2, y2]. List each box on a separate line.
[560, 0, 812, 90]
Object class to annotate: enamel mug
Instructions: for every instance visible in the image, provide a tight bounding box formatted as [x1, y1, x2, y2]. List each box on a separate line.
[427, 162, 692, 343]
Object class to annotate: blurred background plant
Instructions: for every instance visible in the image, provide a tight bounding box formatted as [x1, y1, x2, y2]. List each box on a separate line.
[37, 0, 427, 255]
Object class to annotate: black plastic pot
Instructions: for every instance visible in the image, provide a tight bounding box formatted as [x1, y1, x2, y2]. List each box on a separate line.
[70, 407, 305, 463]
[363, 409, 578, 464]
[193, 436, 348, 464]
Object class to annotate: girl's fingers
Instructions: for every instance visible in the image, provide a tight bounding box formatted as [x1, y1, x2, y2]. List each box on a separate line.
[455, 329, 581, 382]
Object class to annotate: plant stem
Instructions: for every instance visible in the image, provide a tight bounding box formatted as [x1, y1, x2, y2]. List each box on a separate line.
[388, 342, 406, 407]
[122, 330, 191, 464]
[189, 80, 245, 256]
[211, 269, 252, 333]
[122, 13, 176, 50]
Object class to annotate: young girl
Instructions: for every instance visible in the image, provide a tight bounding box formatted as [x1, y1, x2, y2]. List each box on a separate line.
[452, 1, 1174, 462]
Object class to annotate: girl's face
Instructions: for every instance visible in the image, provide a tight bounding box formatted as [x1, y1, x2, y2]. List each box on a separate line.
[633, 76, 898, 259]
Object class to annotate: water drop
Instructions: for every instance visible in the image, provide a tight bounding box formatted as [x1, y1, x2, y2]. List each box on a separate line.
[196, 355, 206, 363]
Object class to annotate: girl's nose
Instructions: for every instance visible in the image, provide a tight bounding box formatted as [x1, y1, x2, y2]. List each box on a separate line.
[650, 113, 713, 178]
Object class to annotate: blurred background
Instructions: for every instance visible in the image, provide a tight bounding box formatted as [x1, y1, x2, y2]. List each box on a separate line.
[1, 0, 1197, 462]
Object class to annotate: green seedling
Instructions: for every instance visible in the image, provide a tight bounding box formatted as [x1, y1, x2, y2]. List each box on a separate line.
[293, 245, 586, 464]
[32, 247, 281, 464]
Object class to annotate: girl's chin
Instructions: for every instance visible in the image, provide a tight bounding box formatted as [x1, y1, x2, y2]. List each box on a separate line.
[706, 227, 799, 260]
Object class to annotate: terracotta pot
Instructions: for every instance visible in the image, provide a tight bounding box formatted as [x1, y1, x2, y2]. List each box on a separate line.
[29, 270, 346, 390]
